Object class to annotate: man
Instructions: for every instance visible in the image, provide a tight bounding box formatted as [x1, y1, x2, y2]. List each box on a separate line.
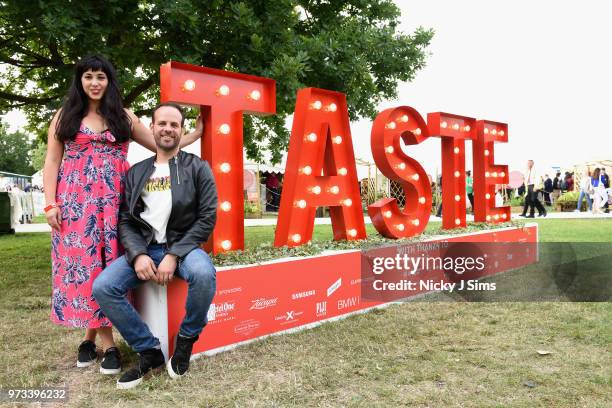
[93, 103, 217, 389]
[543, 174, 553, 206]
[552, 171, 562, 203]
[520, 159, 546, 218]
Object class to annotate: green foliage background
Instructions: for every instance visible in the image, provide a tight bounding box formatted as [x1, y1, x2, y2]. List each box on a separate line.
[0, 0, 433, 163]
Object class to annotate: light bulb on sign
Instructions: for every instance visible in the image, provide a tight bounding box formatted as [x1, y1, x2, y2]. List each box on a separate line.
[397, 163, 406, 170]
[396, 224, 405, 231]
[500, 130, 505, 136]
[464, 125, 471, 132]
[494, 214, 499, 220]
[414, 128, 422, 135]
[455, 195, 461, 201]
[484, 149, 490, 156]
[221, 240, 232, 250]
[484, 128, 489, 134]
[492, 172, 498, 177]
[385, 146, 394, 154]
[295, 200, 307, 209]
[348, 229, 357, 237]
[217, 85, 230, 96]
[326, 103, 337, 112]
[333, 136, 343, 144]
[329, 185, 340, 194]
[386, 122, 397, 130]
[486, 215, 491, 221]
[500, 171, 505, 177]
[311, 186, 321, 195]
[220, 201, 232, 212]
[182, 79, 196, 91]
[301, 166, 312, 175]
[291, 234, 302, 243]
[452, 123, 460, 130]
[412, 219, 420, 226]
[343, 198, 352, 207]
[218, 124, 231, 135]
[502, 213, 507, 220]
[419, 197, 426, 204]
[338, 167, 348, 176]
[485, 193, 491, 199]
[485, 172, 490, 178]
[454, 147, 460, 154]
[400, 115, 409, 123]
[454, 171, 460, 178]
[249, 90, 261, 100]
[311, 100, 322, 110]
[305, 132, 317, 142]
[220, 163, 231, 173]
[411, 174, 419, 181]
[455, 218, 461, 226]
[384, 210, 392, 218]
[492, 129, 497, 136]
[441, 121, 448, 128]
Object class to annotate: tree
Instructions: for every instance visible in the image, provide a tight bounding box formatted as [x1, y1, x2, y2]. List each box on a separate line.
[0, 0, 433, 163]
[30, 140, 47, 172]
[0, 123, 35, 175]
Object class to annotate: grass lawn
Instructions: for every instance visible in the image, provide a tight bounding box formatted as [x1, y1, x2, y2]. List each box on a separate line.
[0, 219, 610, 407]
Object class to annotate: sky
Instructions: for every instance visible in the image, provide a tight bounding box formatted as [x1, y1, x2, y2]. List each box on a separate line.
[2, 0, 610, 177]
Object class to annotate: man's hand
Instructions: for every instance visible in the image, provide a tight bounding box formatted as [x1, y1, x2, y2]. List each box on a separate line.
[157, 254, 177, 286]
[134, 254, 158, 282]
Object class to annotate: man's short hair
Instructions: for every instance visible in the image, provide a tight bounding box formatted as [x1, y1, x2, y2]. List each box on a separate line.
[152, 102, 185, 127]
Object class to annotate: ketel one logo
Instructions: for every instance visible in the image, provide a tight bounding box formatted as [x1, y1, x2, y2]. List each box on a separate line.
[327, 278, 342, 297]
[316, 301, 327, 317]
[207, 301, 236, 322]
[291, 290, 316, 300]
[338, 296, 360, 310]
[249, 297, 278, 310]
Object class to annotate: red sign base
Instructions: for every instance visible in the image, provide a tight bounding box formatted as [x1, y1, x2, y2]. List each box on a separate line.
[136, 223, 538, 359]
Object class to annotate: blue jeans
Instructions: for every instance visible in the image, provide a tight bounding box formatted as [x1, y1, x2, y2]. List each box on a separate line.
[577, 190, 592, 211]
[93, 244, 216, 352]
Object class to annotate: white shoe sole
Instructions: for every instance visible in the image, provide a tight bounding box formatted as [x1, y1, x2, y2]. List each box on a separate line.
[100, 367, 121, 375]
[76, 360, 95, 368]
[166, 358, 182, 379]
[117, 377, 143, 389]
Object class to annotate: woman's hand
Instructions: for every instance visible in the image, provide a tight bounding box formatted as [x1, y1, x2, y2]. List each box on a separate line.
[46, 207, 61, 231]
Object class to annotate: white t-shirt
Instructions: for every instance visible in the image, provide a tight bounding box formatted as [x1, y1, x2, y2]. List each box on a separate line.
[140, 163, 172, 243]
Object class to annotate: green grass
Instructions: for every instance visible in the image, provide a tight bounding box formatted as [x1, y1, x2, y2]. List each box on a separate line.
[0, 220, 611, 407]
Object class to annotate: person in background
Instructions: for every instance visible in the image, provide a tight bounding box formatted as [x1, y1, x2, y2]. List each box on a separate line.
[520, 160, 546, 218]
[590, 168, 608, 215]
[601, 168, 610, 213]
[543, 174, 553, 206]
[552, 171, 562, 203]
[465, 170, 474, 213]
[566, 172, 574, 192]
[575, 169, 592, 212]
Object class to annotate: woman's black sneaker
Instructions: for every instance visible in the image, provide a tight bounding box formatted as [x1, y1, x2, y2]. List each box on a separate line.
[116, 348, 165, 389]
[167, 334, 198, 379]
[100, 347, 121, 375]
[76, 340, 97, 368]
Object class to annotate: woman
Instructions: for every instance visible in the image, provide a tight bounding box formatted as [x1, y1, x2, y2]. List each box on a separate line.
[43, 55, 202, 374]
[590, 168, 607, 214]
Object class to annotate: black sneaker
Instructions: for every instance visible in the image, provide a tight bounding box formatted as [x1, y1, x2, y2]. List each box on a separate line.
[116, 348, 165, 389]
[167, 334, 199, 379]
[76, 340, 97, 368]
[100, 347, 121, 375]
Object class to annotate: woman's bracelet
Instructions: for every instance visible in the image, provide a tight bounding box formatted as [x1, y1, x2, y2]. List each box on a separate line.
[44, 203, 59, 213]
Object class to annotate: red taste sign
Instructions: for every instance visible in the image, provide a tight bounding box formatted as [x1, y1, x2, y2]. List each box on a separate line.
[160, 61, 510, 254]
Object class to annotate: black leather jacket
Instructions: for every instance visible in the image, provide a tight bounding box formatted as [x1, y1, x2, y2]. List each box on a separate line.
[118, 150, 217, 265]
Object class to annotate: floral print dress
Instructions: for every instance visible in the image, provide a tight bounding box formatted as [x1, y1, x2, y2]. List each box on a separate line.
[51, 124, 129, 328]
